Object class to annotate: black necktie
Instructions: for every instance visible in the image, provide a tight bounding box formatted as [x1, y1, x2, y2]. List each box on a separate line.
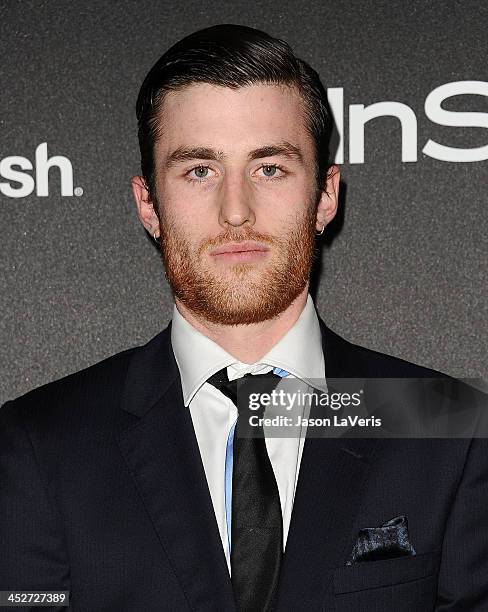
[206, 367, 284, 612]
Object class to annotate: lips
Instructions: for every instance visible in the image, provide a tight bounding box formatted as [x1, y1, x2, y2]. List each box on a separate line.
[210, 241, 269, 256]
[209, 241, 270, 263]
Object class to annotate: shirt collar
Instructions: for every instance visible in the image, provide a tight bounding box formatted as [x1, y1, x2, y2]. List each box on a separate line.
[171, 293, 326, 406]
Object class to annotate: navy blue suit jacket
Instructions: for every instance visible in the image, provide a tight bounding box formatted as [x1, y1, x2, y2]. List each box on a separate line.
[1, 317, 487, 611]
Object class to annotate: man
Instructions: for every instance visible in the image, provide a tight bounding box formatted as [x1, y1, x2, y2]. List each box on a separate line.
[1, 24, 487, 612]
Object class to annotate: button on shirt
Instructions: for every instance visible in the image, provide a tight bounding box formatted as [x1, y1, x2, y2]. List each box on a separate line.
[171, 293, 326, 574]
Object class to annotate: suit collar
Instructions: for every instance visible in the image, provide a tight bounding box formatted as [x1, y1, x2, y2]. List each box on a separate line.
[119, 314, 369, 423]
[119, 322, 177, 419]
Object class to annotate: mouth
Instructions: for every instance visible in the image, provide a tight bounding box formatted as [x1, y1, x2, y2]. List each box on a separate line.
[209, 241, 270, 263]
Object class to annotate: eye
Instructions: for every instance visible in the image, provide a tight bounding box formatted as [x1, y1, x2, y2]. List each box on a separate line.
[256, 164, 286, 180]
[186, 165, 216, 182]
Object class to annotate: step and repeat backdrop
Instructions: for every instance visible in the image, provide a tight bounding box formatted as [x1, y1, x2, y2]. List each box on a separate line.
[1, 1, 486, 403]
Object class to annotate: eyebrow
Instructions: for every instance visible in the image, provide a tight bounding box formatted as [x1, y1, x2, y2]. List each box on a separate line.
[164, 141, 304, 168]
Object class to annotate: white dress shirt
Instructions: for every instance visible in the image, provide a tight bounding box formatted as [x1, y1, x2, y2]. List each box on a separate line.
[171, 293, 326, 573]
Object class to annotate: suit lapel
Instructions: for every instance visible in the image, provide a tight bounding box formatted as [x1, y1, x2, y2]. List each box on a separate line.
[275, 317, 379, 610]
[115, 324, 236, 612]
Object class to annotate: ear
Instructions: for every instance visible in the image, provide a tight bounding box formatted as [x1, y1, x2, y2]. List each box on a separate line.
[316, 165, 340, 232]
[131, 175, 160, 238]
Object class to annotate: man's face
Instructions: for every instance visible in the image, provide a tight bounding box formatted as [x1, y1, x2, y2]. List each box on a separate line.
[146, 82, 336, 325]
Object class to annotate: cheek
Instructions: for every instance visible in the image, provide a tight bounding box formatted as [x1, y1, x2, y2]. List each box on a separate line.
[260, 172, 314, 203]
[159, 175, 216, 217]
[157, 183, 196, 227]
[159, 197, 213, 248]
[257, 183, 315, 224]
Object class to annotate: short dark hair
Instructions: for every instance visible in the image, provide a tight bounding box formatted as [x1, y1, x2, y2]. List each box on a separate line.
[136, 24, 333, 205]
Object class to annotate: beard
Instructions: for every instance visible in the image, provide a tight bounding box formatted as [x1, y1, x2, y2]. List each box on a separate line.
[157, 199, 319, 326]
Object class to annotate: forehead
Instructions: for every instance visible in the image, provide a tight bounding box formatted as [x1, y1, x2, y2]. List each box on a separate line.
[155, 82, 312, 156]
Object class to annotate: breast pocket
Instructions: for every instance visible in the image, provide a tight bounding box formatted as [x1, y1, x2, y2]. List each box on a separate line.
[332, 551, 440, 612]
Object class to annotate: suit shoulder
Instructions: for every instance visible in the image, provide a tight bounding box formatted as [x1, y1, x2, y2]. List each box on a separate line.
[2, 344, 138, 421]
[322, 323, 449, 379]
[323, 323, 486, 422]
[352, 339, 447, 378]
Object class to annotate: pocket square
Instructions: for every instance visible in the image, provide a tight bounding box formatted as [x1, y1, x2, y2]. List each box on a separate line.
[346, 515, 416, 565]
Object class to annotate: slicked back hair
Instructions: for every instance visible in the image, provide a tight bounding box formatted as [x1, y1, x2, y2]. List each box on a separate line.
[136, 24, 333, 206]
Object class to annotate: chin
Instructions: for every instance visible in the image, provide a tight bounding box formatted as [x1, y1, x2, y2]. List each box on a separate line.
[196, 305, 284, 327]
[190, 280, 306, 326]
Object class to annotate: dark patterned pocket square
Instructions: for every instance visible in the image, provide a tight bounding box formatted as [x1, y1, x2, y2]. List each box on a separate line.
[346, 515, 416, 565]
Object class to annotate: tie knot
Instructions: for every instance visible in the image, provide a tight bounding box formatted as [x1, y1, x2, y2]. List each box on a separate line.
[206, 367, 283, 411]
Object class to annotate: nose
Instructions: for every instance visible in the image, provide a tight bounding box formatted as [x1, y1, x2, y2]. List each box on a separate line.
[218, 173, 256, 230]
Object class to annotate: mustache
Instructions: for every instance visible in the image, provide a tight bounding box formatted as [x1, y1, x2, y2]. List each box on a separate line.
[197, 228, 280, 256]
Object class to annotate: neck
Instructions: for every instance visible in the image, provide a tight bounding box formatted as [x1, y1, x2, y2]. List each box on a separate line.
[175, 285, 309, 364]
